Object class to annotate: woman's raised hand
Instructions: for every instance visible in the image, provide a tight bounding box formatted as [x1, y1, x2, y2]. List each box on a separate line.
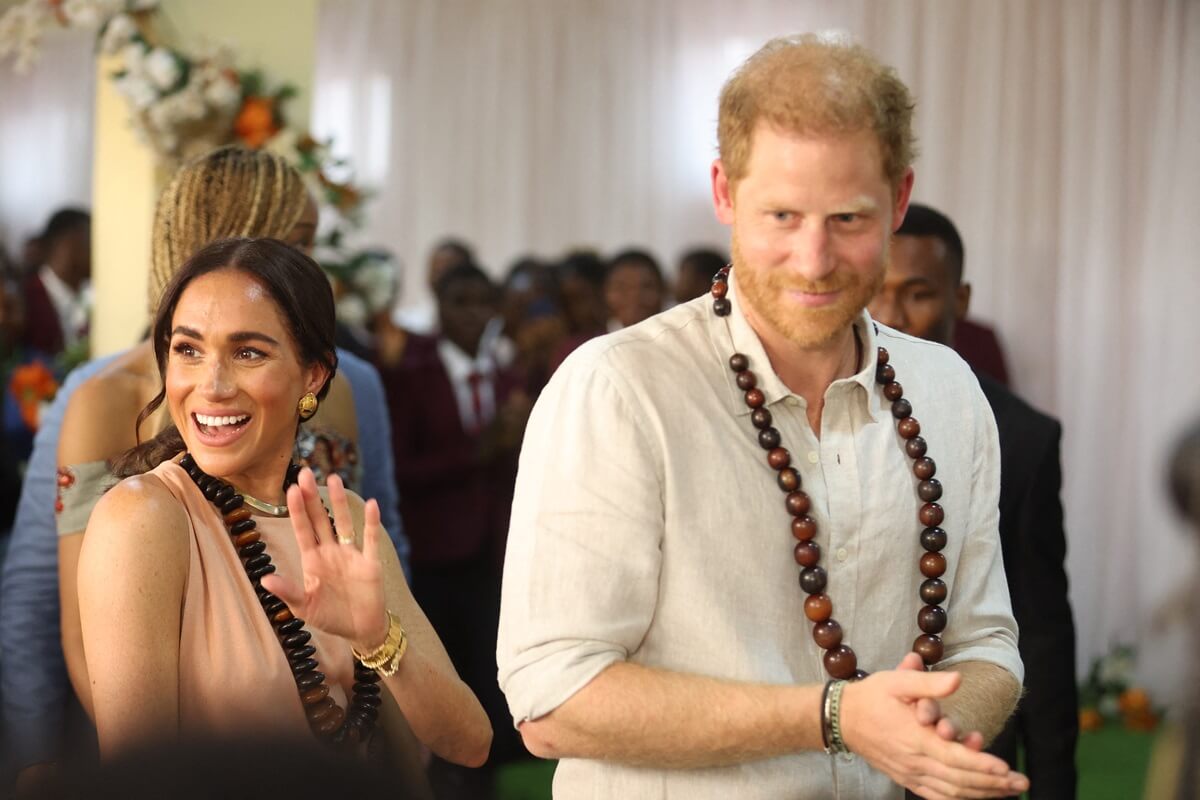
[259, 468, 389, 651]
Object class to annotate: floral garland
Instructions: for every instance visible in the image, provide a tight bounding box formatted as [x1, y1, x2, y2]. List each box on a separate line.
[0, 0, 396, 324]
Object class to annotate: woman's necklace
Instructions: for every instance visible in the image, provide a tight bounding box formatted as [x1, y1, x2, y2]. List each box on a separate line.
[711, 267, 949, 679]
[179, 453, 384, 747]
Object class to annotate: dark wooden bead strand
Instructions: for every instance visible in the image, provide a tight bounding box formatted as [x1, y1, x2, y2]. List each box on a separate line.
[709, 266, 952, 678]
[179, 454, 381, 748]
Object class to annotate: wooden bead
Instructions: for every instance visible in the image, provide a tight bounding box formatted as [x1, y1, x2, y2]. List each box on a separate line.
[920, 578, 948, 604]
[232, 530, 261, 548]
[920, 527, 947, 552]
[713, 298, 732, 316]
[823, 645, 858, 679]
[767, 448, 791, 470]
[712, 281, 728, 299]
[876, 347, 889, 365]
[905, 436, 928, 459]
[315, 705, 346, 735]
[776, 468, 800, 492]
[356, 693, 382, 708]
[277, 618, 304, 634]
[799, 566, 827, 594]
[813, 619, 843, 649]
[213, 485, 235, 504]
[231, 518, 256, 536]
[291, 658, 319, 676]
[876, 363, 896, 384]
[913, 457, 936, 480]
[248, 564, 276, 581]
[804, 593, 832, 622]
[758, 427, 781, 449]
[736, 371, 757, 390]
[238, 540, 267, 559]
[883, 381, 903, 401]
[920, 552, 947, 578]
[306, 697, 337, 723]
[744, 388, 765, 408]
[729, 353, 749, 372]
[793, 541, 820, 568]
[919, 503, 944, 527]
[289, 645, 317, 662]
[224, 507, 252, 525]
[220, 495, 244, 514]
[891, 399, 913, 419]
[295, 670, 326, 691]
[272, 608, 294, 624]
[751, 407, 772, 429]
[790, 514, 816, 540]
[300, 685, 329, 705]
[913, 634, 944, 665]
[786, 489, 813, 515]
[897, 417, 921, 439]
[852, 669, 869, 681]
[918, 604, 947, 634]
[918, 479, 942, 502]
[244, 553, 271, 571]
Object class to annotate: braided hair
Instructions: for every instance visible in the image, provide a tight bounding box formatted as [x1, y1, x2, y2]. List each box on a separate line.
[148, 145, 309, 313]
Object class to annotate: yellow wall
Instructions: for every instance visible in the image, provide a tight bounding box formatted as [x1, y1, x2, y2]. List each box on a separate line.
[90, 0, 318, 356]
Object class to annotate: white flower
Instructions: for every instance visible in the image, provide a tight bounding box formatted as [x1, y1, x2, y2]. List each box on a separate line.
[0, 2, 49, 73]
[120, 40, 147, 75]
[62, 0, 123, 29]
[202, 71, 241, 110]
[143, 46, 181, 92]
[336, 293, 369, 327]
[114, 72, 157, 108]
[99, 12, 137, 55]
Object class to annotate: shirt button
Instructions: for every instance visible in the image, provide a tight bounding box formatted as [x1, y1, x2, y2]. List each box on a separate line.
[807, 451, 819, 464]
[836, 548, 848, 562]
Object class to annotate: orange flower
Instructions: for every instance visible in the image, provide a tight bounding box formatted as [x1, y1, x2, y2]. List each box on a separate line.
[1079, 707, 1104, 732]
[234, 96, 280, 149]
[10, 361, 58, 431]
[1118, 687, 1150, 714]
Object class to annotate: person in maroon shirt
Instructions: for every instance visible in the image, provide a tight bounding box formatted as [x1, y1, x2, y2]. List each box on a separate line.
[382, 261, 530, 798]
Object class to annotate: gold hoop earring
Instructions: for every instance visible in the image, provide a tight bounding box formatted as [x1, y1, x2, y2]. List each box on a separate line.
[297, 392, 319, 420]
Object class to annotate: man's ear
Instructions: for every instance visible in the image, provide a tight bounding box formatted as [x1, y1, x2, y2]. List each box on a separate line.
[711, 160, 736, 225]
[955, 282, 972, 321]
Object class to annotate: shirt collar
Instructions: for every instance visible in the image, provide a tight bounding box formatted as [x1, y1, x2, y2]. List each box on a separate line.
[437, 337, 494, 383]
[714, 272, 882, 423]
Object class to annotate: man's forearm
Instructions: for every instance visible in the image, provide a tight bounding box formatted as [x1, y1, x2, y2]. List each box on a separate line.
[518, 662, 824, 768]
[938, 661, 1022, 744]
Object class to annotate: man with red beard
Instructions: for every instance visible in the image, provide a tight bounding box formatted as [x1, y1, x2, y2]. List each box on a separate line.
[499, 35, 1026, 800]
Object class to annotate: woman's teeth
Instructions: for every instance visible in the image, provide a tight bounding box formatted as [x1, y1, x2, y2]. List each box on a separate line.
[195, 413, 249, 427]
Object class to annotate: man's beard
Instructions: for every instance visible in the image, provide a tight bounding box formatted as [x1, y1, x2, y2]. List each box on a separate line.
[731, 230, 885, 350]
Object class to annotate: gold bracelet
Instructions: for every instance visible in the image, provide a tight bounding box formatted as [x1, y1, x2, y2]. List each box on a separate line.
[351, 610, 407, 675]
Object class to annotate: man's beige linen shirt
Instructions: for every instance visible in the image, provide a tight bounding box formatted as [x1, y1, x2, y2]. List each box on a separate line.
[498, 276, 1022, 799]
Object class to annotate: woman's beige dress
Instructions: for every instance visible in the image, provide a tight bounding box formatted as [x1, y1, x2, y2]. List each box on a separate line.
[150, 458, 356, 737]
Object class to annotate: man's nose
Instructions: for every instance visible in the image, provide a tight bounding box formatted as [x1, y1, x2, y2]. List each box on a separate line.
[790, 224, 836, 283]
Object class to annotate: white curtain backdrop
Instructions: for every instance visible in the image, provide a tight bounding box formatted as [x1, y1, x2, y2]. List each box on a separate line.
[0, 27, 95, 258]
[313, 0, 1200, 701]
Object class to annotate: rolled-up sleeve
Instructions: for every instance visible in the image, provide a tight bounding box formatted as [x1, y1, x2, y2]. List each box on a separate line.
[938, 377, 1024, 684]
[497, 344, 665, 724]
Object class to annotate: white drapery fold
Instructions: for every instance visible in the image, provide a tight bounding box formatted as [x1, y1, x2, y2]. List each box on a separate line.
[0, 27, 96, 255]
[312, 0, 1200, 699]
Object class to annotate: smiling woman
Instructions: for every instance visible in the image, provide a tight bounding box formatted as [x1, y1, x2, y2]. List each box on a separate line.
[80, 239, 491, 776]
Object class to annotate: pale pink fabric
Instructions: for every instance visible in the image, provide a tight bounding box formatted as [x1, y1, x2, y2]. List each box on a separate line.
[151, 459, 354, 737]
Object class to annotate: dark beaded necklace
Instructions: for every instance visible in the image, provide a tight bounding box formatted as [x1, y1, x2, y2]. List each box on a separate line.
[178, 453, 384, 748]
[711, 266, 949, 680]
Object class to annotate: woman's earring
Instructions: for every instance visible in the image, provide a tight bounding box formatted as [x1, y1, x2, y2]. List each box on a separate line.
[297, 392, 319, 420]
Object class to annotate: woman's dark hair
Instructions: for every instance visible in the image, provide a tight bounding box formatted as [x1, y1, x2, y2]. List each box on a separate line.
[112, 238, 338, 477]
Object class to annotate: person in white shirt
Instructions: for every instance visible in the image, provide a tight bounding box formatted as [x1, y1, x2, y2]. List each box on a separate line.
[21, 208, 90, 355]
[498, 34, 1028, 799]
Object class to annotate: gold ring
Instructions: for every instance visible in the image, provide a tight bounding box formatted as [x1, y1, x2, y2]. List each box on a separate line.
[336, 534, 355, 545]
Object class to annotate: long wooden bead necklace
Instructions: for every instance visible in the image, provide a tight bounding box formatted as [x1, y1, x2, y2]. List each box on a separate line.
[179, 453, 384, 748]
[711, 266, 950, 680]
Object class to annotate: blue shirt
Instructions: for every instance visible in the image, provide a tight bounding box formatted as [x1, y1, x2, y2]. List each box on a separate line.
[0, 347, 408, 769]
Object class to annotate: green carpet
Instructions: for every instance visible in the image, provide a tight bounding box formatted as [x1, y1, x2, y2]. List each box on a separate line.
[494, 728, 1157, 799]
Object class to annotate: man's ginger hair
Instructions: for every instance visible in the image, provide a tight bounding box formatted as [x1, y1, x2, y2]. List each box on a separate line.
[149, 145, 309, 313]
[718, 34, 918, 188]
